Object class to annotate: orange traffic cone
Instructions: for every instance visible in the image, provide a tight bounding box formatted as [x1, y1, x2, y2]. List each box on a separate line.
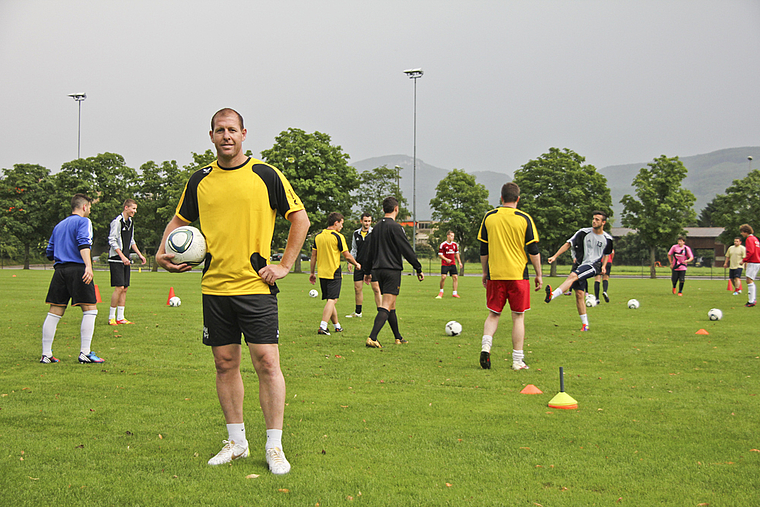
[94, 284, 102, 303]
[696, 329, 709, 335]
[520, 384, 543, 395]
[167, 287, 176, 305]
[727, 280, 733, 291]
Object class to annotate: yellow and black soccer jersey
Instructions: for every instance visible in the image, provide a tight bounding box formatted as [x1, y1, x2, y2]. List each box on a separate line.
[313, 229, 347, 280]
[175, 157, 304, 295]
[478, 206, 539, 280]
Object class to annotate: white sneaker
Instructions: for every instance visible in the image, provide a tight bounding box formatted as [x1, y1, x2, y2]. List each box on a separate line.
[266, 446, 291, 475]
[512, 360, 530, 371]
[345, 312, 362, 318]
[208, 440, 249, 465]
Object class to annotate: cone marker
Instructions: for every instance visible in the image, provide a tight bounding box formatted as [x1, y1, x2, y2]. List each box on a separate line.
[94, 284, 102, 304]
[167, 287, 176, 305]
[548, 366, 578, 409]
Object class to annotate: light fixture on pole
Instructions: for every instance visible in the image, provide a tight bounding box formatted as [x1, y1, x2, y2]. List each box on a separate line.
[403, 68, 423, 252]
[394, 165, 402, 199]
[749, 156, 753, 171]
[68, 92, 87, 159]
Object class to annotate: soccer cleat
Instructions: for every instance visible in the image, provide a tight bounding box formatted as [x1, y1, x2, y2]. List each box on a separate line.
[596, 299, 601, 306]
[452, 294, 461, 298]
[544, 285, 553, 303]
[78, 351, 105, 363]
[207, 440, 249, 466]
[108, 318, 118, 326]
[345, 312, 362, 318]
[580, 324, 590, 332]
[40, 355, 59, 364]
[395, 338, 408, 344]
[480, 351, 491, 369]
[435, 293, 443, 299]
[512, 360, 529, 371]
[265, 447, 291, 475]
[365, 337, 382, 349]
[333, 327, 343, 333]
[733, 291, 739, 296]
[678, 293, 683, 297]
[317, 328, 330, 335]
[745, 302, 756, 307]
[603, 292, 609, 303]
[116, 319, 133, 325]
[672, 287, 677, 294]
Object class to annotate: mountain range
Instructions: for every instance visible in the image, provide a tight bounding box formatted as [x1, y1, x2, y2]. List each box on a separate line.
[352, 147, 759, 223]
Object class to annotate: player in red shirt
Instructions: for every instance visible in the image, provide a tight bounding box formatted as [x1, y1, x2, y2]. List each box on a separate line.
[436, 231, 463, 298]
[740, 224, 760, 307]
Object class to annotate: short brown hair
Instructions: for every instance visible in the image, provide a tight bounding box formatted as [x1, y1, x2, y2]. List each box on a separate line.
[211, 108, 244, 130]
[327, 212, 344, 227]
[501, 182, 520, 203]
[123, 198, 136, 208]
[383, 196, 399, 213]
[71, 193, 92, 212]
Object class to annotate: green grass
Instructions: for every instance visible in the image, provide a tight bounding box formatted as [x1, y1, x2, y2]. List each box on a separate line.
[1, 269, 759, 506]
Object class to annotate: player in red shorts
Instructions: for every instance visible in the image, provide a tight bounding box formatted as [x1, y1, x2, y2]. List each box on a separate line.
[436, 231, 463, 298]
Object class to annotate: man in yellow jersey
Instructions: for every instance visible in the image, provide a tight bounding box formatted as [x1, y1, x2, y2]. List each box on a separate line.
[156, 108, 309, 476]
[477, 182, 542, 371]
[309, 212, 361, 335]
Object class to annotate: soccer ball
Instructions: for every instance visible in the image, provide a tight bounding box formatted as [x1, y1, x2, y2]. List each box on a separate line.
[169, 296, 181, 307]
[627, 299, 640, 309]
[585, 294, 598, 307]
[165, 226, 207, 266]
[708, 308, 722, 321]
[445, 320, 462, 336]
[308, 289, 318, 298]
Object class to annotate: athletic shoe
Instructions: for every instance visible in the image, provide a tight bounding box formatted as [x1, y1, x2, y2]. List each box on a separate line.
[603, 292, 609, 303]
[738, 290, 743, 294]
[78, 351, 105, 363]
[395, 338, 408, 344]
[479, 351, 491, 369]
[544, 285, 553, 303]
[40, 355, 59, 364]
[672, 287, 677, 294]
[207, 440, 249, 466]
[452, 294, 461, 298]
[596, 299, 601, 306]
[580, 324, 590, 332]
[115, 319, 133, 325]
[435, 294, 443, 299]
[512, 360, 529, 371]
[745, 302, 756, 307]
[108, 318, 118, 326]
[333, 327, 343, 333]
[265, 447, 291, 475]
[733, 291, 739, 296]
[365, 337, 382, 349]
[345, 312, 362, 318]
[317, 328, 330, 335]
[678, 293, 683, 297]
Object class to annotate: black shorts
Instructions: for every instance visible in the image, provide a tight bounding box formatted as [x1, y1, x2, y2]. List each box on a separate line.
[202, 294, 279, 346]
[373, 268, 402, 296]
[319, 277, 342, 300]
[353, 269, 365, 283]
[45, 263, 97, 306]
[604, 264, 612, 276]
[729, 267, 743, 279]
[109, 261, 131, 287]
[441, 265, 458, 276]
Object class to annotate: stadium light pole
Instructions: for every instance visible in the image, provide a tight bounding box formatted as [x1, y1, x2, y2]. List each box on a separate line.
[394, 165, 402, 200]
[68, 92, 87, 159]
[403, 68, 423, 253]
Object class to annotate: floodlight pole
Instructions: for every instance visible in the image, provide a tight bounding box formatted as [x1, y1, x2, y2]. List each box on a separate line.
[394, 165, 402, 200]
[403, 68, 423, 253]
[68, 93, 87, 159]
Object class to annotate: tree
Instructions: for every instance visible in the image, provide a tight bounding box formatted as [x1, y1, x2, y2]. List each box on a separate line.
[709, 169, 760, 244]
[0, 164, 56, 268]
[429, 169, 491, 268]
[513, 148, 613, 276]
[354, 165, 410, 224]
[620, 155, 696, 278]
[260, 128, 358, 271]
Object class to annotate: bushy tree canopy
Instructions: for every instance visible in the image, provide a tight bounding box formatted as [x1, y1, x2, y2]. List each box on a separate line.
[354, 165, 409, 225]
[709, 169, 760, 244]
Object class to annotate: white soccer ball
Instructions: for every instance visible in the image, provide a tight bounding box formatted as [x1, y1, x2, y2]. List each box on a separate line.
[627, 299, 640, 309]
[585, 294, 598, 307]
[445, 320, 462, 336]
[165, 226, 207, 266]
[708, 308, 723, 321]
[169, 296, 181, 307]
[308, 289, 318, 298]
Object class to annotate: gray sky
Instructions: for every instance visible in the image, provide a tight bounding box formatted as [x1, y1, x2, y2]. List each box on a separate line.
[1, 0, 758, 176]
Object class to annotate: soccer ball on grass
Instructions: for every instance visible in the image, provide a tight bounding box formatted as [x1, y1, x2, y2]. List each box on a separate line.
[627, 299, 640, 309]
[168, 296, 181, 307]
[708, 308, 722, 321]
[445, 320, 462, 336]
[165, 226, 207, 266]
[308, 289, 318, 298]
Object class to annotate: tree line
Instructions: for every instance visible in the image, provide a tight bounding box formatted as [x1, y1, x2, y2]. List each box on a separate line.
[2, 129, 757, 277]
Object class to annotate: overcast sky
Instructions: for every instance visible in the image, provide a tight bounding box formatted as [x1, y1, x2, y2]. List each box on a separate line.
[1, 0, 758, 177]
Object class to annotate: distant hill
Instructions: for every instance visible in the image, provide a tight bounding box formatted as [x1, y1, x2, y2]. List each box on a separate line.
[351, 155, 510, 220]
[354, 147, 759, 224]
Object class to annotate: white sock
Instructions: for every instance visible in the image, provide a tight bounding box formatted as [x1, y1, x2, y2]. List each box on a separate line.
[227, 423, 247, 447]
[80, 310, 97, 354]
[749, 283, 756, 304]
[438, 289, 444, 294]
[453, 291, 458, 295]
[334, 321, 342, 331]
[552, 288, 563, 299]
[512, 349, 524, 363]
[266, 428, 283, 451]
[320, 320, 328, 330]
[481, 335, 493, 353]
[580, 314, 589, 326]
[109, 307, 116, 320]
[42, 312, 61, 356]
[117, 306, 125, 321]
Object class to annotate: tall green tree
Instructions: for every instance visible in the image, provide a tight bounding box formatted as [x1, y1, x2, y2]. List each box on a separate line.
[0, 164, 56, 268]
[709, 169, 760, 244]
[620, 155, 696, 278]
[513, 148, 613, 276]
[260, 128, 358, 271]
[429, 169, 491, 267]
[354, 165, 410, 224]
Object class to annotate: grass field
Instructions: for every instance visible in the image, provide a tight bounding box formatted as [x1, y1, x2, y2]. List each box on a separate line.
[1, 268, 759, 506]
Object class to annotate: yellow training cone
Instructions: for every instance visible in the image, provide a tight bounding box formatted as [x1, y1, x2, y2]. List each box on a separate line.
[548, 391, 578, 409]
